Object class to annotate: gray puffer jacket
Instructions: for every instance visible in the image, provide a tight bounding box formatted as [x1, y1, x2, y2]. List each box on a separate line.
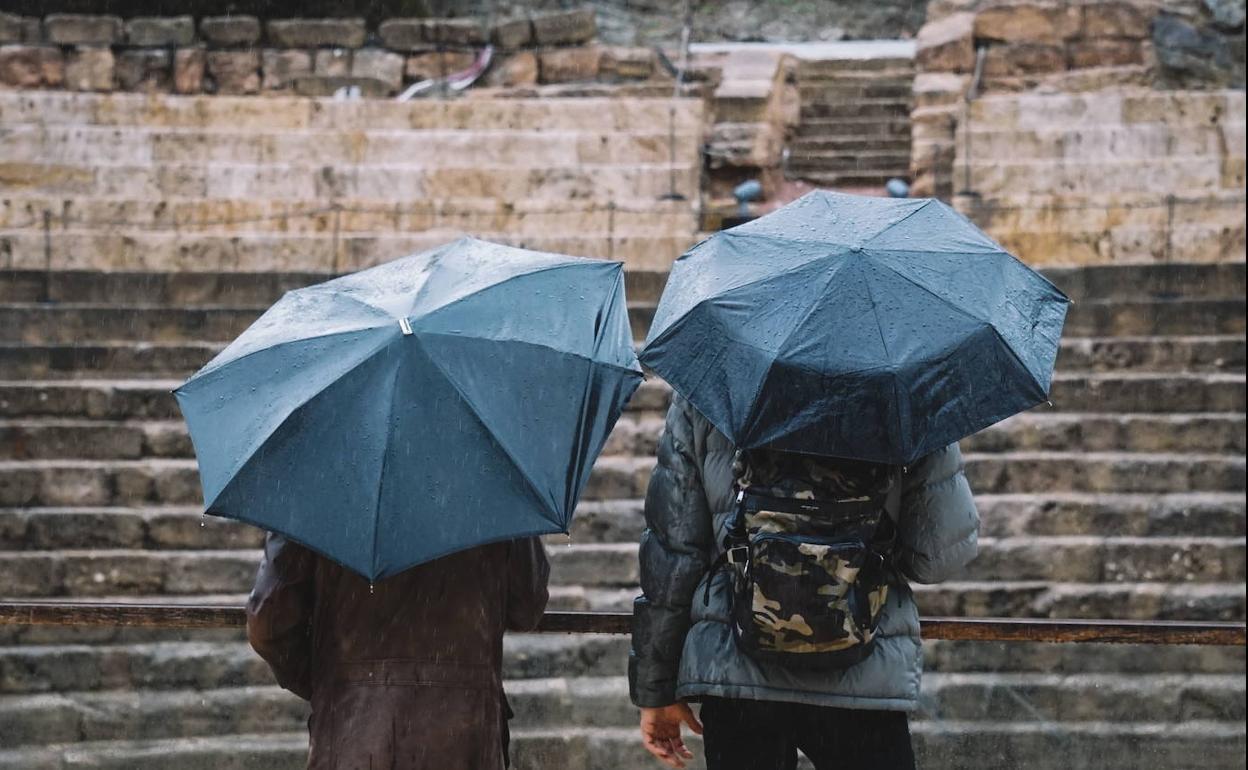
[629, 395, 979, 711]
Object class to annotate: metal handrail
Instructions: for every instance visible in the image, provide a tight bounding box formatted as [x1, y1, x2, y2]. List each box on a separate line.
[1, 601, 1243, 646]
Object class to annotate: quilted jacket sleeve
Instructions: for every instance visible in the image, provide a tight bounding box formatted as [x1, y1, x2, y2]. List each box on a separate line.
[628, 398, 715, 707]
[893, 443, 980, 585]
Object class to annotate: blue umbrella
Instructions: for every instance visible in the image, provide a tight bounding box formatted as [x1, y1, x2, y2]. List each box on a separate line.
[640, 190, 1069, 466]
[176, 237, 642, 580]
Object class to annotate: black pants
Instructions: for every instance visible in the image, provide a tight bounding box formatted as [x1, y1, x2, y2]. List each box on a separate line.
[700, 697, 916, 770]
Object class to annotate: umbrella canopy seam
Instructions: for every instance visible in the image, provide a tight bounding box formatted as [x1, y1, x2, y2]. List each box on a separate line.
[187, 330, 399, 510]
[415, 329, 642, 378]
[411, 333, 566, 525]
[182, 321, 394, 385]
[408, 247, 623, 320]
[369, 352, 404, 579]
[860, 198, 934, 249]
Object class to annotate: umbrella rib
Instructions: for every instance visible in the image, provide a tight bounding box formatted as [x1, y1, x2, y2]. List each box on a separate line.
[411, 335, 565, 525]
[865, 255, 996, 328]
[368, 352, 404, 579]
[410, 259, 596, 320]
[861, 199, 935, 247]
[190, 331, 399, 510]
[183, 323, 393, 385]
[416, 330, 642, 378]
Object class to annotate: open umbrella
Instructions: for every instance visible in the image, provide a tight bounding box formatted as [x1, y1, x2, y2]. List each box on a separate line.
[176, 237, 642, 580]
[640, 190, 1069, 466]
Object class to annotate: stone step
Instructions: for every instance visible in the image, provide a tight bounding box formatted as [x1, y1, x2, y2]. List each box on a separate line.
[962, 451, 1245, 494]
[4, 408, 1242, 466]
[2, 633, 1241, 699]
[0, 449, 1243, 512]
[788, 135, 912, 153]
[2, 534, 1242, 598]
[0, 674, 1242, 750]
[0, 268, 673, 306]
[1, 722, 1244, 770]
[797, 82, 915, 101]
[799, 98, 913, 119]
[963, 157, 1240, 197]
[0, 227, 698, 274]
[3, 492, 1241, 555]
[0, 498, 648, 551]
[0, 124, 702, 168]
[975, 493, 1245, 538]
[0, 673, 1240, 753]
[789, 170, 910, 188]
[2, 297, 1241, 345]
[0, 372, 1241, 425]
[0, 161, 700, 207]
[968, 90, 1245, 132]
[0, 454, 653, 510]
[785, 151, 913, 173]
[797, 57, 915, 76]
[794, 116, 911, 138]
[913, 581, 1245, 621]
[958, 123, 1246, 163]
[0, 196, 698, 239]
[1042, 261, 1245, 303]
[0, 92, 707, 135]
[19, 334, 1241, 381]
[985, 223, 1246, 266]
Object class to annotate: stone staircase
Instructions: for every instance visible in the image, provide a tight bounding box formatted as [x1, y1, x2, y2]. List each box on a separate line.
[0, 91, 703, 273]
[787, 54, 915, 190]
[0, 260, 1244, 768]
[954, 90, 1246, 266]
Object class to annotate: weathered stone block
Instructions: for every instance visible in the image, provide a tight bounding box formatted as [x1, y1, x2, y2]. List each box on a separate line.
[491, 17, 533, 49]
[116, 49, 172, 91]
[0, 12, 27, 43]
[261, 48, 312, 90]
[916, 12, 975, 73]
[200, 16, 260, 46]
[975, 4, 1079, 44]
[64, 47, 114, 91]
[600, 46, 653, 80]
[405, 50, 475, 80]
[173, 47, 205, 93]
[1083, 2, 1151, 39]
[425, 18, 487, 45]
[913, 72, 970, 108]
[125, 16, 195, 47]
[539, 47, 602, 83]
[206, 50, 260, 94]
[314, 48, 352, 77]
[377, 19, 425, 51]
[1068, 38, 1145, 68]
[267, 18, 366, 49]
[0, 45, 63, 88]
[351, 48, 404, 91]
[982, 43, 1067, 76]
[532, 8, 597, 46]
[483, 51, 538, 87]
[44, 14, 122, 45]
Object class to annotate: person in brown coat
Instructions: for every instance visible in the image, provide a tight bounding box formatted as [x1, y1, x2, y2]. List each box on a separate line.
[246, 532, 551, 769]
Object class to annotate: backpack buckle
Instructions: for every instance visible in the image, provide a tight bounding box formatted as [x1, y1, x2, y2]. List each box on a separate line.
[726, 545, 749, 566]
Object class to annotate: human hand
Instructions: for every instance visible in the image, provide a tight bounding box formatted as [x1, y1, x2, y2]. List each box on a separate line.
[639, 702, 703, 768]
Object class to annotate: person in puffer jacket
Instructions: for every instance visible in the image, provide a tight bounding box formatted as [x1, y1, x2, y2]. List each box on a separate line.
[629, 394, 980, 770]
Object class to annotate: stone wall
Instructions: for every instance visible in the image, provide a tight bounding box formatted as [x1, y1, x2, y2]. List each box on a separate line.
[910, 0, 1245, 200]
[0, 8, 671, 97]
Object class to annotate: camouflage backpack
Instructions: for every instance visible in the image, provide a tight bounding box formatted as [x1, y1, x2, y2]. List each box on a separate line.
[709, 449, 901, 669]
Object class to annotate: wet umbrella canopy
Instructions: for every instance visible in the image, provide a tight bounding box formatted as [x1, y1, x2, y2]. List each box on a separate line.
[175, 237, 642, 580]
[640, 190, 1070, 466]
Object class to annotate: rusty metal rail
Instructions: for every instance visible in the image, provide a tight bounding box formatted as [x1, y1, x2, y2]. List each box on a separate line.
[1, 601, 1243, 646]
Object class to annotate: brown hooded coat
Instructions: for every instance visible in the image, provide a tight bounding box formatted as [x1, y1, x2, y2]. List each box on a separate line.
[246, 532, 550, 769]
